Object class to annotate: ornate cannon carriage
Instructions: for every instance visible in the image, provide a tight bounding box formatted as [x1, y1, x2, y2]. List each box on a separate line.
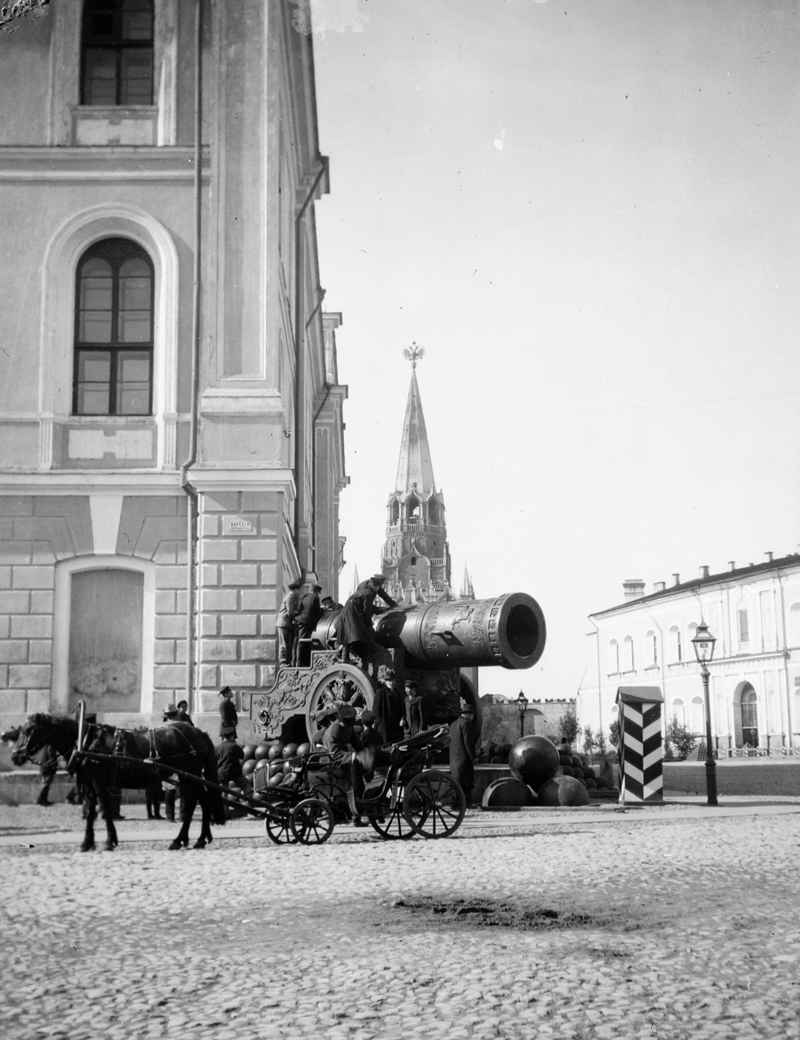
[248, 591, 546, 743]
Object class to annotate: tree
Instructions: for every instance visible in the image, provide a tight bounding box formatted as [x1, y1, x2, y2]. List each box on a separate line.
[558, 707, 578, 745]
[582, 725, 597, 756]
[667, 715, 697, 761]
[608, 719, 620, 748]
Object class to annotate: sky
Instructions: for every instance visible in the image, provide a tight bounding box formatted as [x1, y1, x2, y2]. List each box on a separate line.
[307, 0, 800, 702]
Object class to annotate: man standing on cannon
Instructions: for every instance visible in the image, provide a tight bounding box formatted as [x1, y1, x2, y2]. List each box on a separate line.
[276, 579, 303, 666]
[293, 582, 324, 665]
[336, 574, 397, 675]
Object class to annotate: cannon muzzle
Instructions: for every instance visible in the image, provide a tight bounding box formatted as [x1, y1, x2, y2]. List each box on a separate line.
[372, 592, 545, 670]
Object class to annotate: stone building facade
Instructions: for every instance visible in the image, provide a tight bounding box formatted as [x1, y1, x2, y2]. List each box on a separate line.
[0, 1, 347, 734]
[577, 555, 800, 753]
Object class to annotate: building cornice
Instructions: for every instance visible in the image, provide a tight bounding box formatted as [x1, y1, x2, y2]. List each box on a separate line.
[0, 146, 209, 181]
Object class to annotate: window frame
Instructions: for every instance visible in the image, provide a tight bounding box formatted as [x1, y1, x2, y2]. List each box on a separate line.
[73, 237, 155, 418]
[80, 0, 155, 107]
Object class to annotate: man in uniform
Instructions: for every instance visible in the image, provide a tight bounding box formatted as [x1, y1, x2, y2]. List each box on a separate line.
[449, 698, 479, 807]
[402, 679, 425, 736]
[372, 668, 405, 745]
[218, 686, 238, 740]
[276, 579, 303, 665]
[293, 583, 324, 665]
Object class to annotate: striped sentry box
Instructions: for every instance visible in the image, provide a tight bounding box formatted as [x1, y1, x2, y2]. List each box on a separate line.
[616, 686, 664, 803]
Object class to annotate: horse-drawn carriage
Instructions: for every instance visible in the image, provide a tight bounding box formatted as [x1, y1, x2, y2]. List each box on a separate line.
[249, 723, 466, 845]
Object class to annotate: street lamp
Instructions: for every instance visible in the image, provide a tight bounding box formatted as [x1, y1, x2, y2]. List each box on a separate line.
[691, 620, 718, 806]
[516, 691, 529, 740]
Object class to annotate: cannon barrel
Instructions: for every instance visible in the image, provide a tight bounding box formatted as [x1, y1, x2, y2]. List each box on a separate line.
[314, 592, 545, 671]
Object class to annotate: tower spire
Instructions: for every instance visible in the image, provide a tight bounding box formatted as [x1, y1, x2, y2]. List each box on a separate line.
[395, 344, 436, 494]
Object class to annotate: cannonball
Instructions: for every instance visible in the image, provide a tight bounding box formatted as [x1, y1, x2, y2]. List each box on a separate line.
[242, 760, 257, 777]
[557, 743, 572, 755]
[268, 743, 284, 761]
[571, 756, 582, 769]
[536, 775, 591, 807]
[269, 760, 284, 776]
[558, 754, 573, 767]
[507, 736, 560, 790]
[561, 765, 575, 777]
[296, 742, 311, 759]
[481, 777, 536, 808]
[254, 758, 270, 772]
[585, 778, 597, 789]
[254, 743, 271, 761]
[583, 766, 596, 780]
[282, 743, 298, 760]
[282, 760, 294, 773]
[573, 767, 585, 780]
[268, 773, 284, 787]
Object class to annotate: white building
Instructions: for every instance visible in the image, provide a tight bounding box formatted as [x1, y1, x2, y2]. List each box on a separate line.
[577, 554, 800, 753]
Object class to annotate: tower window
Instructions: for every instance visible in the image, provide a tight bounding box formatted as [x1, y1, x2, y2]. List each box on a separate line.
[411, 556, 417, 566]
[73, 237, 154, 416]
[407, 496, 420, 521]
[81, 0, 154, 106]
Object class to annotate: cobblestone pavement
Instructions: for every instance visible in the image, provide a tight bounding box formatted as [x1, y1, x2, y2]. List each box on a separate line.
[1, 802, 799, 1040]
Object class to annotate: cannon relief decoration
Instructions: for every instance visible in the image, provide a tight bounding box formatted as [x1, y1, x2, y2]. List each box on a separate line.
[248, 592, 546, 744]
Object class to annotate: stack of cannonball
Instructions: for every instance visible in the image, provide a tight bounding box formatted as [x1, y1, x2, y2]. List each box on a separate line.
[486, 735, 620, 808]
[242, 740, 313, 799]
[555, 741, 619, 800]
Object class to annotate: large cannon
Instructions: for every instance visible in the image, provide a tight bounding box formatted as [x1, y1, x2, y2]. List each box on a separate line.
[249, 592, 546, 742]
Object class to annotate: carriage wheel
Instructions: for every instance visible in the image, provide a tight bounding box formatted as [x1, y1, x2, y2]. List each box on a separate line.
[368, 799, 417, 841]
[290, 798, 335, 845]
[402, 770, 466, 839]
[265, 803, 298, 845]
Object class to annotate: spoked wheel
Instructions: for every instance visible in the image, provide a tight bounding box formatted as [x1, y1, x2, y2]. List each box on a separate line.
[402, 770, 466, 839]
[368, 798, 417, 840]
[265, 803, 298, 845]
[290, 798, 335, 845]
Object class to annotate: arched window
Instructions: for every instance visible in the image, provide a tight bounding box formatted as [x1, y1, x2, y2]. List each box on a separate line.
[81, 0, 154, 106]
[623, 635, 635, 672]
[669, 626, 682, 663]
[690, 697, 705, 732]
[74, 238, 154, 416]
[390, 500, 399, 525]
[406, 496, 420, 521]
[647, 630, 658, 667]
[607, 639, 619, 675]
[428, 499, 438, 524]
[671, 698, 686, 727]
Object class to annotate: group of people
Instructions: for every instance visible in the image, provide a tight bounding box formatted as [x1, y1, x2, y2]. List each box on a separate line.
[276, 581, 342, 666]
[276, 573, 403, 676]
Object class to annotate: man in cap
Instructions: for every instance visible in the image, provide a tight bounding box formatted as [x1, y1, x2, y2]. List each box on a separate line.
[336, 574, 397, 673]
[218, 686, 238, 740]
[402, 678, 425, 736]
[449, 698, 479, 807]
[293, 583, 325, 665]
[215, 728, 244, 787]
[372, 667, 405, 744]
[276, 579, 303, 665]
[321, 702, 367, 823]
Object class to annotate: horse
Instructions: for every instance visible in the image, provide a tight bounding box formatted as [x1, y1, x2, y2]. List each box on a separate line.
[12, 714, 227, 852]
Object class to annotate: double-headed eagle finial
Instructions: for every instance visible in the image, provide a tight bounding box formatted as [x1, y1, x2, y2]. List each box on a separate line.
[403, 342, 425, 369]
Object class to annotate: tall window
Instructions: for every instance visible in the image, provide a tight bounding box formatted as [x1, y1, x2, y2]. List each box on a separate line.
[737, 607, 750, 647]
[81, 0, 154, 106]
[647, 631, 658, 667]
[623, 635, 635, 672]
[669, 626, 682, 663]
[607, 639, 619, 675]
[73, 238, 154, 416]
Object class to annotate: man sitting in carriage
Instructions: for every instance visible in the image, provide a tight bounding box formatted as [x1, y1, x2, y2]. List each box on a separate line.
[320, 702, 371, 825]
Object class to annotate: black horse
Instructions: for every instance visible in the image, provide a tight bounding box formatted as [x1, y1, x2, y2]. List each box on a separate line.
[12, 714, 226, 852]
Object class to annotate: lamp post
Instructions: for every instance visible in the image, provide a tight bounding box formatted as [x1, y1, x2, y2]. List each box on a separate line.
[691, 621, 718, 806]
[516, 691, 529, 740]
